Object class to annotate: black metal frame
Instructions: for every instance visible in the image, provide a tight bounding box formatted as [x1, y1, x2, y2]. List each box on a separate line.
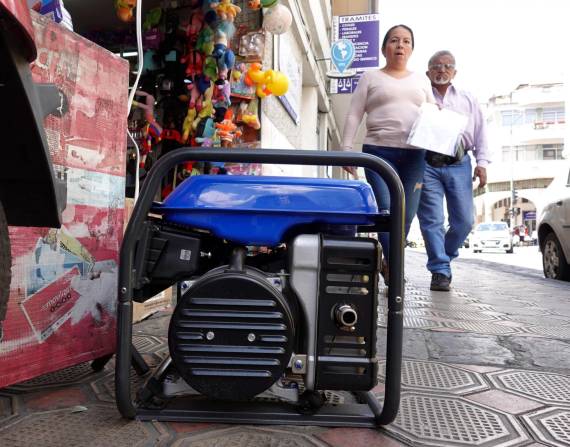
[0, 21, 67, 228]
[116, 148, 405, 427]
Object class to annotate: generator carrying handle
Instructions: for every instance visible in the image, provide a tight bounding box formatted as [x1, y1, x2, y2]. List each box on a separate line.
[116, 148, 405, 426]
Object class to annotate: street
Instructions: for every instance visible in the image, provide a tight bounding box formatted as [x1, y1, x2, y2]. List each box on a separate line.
[410, 244, 544, 274]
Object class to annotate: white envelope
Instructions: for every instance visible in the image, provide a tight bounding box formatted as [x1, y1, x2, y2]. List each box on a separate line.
[407, 103, 468, 156]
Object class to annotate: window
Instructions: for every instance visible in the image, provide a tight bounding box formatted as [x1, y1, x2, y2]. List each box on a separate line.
[501, 110, 523, 127]
[543, 107, 565, 124]
[524, 109, 537, 124]
[541, 144, 564, 160]
[476, 223, 508, 231]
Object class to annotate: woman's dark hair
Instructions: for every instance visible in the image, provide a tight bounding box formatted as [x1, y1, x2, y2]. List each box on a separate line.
[382, 24, 415, 50]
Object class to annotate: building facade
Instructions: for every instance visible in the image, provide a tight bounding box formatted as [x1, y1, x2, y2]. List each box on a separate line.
[260, 0, 343, 178]
[475, 82, 567, 232]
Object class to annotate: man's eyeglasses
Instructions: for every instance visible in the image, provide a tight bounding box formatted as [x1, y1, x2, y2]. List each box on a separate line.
[429, 63, 455, 71]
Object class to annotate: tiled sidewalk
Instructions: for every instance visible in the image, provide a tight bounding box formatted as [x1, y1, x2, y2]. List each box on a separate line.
[0, 251, 568, 446]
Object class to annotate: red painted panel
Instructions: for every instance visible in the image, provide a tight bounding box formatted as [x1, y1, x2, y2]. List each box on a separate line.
[0, 13, 129, 388]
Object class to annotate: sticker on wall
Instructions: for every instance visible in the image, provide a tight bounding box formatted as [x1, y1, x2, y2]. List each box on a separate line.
[327, 39, 356, 78]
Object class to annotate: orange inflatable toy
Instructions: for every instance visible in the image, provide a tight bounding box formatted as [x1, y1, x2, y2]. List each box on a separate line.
[244, 63, 289, 98]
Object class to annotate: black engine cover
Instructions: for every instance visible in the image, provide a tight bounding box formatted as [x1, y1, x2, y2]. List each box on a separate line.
[168, 267, 295, 400]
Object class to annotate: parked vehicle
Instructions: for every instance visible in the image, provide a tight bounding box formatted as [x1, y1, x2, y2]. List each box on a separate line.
[0, 1, 67, 333]
[463, 230, 473, 248]
[471, 222, 513, 253]
[538, 188, 570, 281]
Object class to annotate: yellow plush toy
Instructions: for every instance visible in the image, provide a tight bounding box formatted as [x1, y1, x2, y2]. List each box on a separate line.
[182, 107, 197, 142]
[215, 0, 242, 22]
[245, 63, 289, 98]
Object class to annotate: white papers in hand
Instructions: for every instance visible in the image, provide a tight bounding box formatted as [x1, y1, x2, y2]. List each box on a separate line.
[407, 103, 468, 156]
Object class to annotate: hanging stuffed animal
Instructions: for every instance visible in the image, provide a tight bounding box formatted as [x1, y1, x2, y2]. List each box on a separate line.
[115, 0, 137, 22]
[212, 79, 232, 109]
[193, 84, 215, 132]
[181, 48, 203, 78]
[214, 0, 242, 22]
[196, 16, 216, 55]
[143, 7, 162, 30]
[185, 11, 204, 45]
[212, 30, 236, 78]
[241, 100, 261, 130]
[132, 91, 163, 165]
[182, 107, 198, 143]
[202, 0, 219, 12]
[215, 109, 242, 147]
[248, 0, 261, 10]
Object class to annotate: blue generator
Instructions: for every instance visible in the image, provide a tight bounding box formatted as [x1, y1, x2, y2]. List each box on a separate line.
[115, 148, 405, 427]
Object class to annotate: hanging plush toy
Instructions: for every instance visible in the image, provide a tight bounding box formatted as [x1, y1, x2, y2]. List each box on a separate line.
[215, 0, 242, 22]
[248, 0, 261, 10]
[115, 0, 137, 22]
[202, 56, 218, 80]
[263, 3, 292, 35]
[143, 7, 162, 31]
[185, 11, 204, 45]
[133, 91, 162, 168]
[215, 109, 242, 148]
[212, 79, 232, 109]
[182, 107, 198, 143]
[193, 84, 215, 132]
[202, 0, 219, 12]
[195, 118, 217, 147]
[239, 100, 261, 130]
[181, 49, 203, 78]
[212, 30, 236, 78]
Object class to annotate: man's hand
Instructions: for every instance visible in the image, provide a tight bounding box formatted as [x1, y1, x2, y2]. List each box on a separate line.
[343, 166, 358, 179]
[473, 166, 487, 188]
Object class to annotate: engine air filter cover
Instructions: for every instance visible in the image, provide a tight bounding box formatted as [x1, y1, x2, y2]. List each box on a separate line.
[168, 267, 295, 400]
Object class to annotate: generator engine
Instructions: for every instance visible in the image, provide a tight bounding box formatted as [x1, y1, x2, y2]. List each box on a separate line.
[132, 175, 381, 404]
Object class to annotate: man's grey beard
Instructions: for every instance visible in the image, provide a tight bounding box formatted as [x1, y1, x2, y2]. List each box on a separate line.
[432, 76, 450, 85]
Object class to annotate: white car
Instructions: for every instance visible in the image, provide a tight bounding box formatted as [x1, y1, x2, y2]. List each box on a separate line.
[471, 222, 514, 254]
[538, 195, 570, 281]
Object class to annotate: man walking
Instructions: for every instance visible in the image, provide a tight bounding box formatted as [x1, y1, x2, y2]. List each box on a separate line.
[417, 50, 490, 291]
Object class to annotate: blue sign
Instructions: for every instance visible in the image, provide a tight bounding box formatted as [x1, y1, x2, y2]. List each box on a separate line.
[523, 211, 537, 220]
[331, 39, 355, 74]
[331, 14, 380, 94]
[333, 71, 364, 94]
[333, 14, 381, 71]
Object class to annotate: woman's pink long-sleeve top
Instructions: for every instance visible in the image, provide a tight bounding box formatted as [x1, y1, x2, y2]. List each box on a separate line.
[341, 70, 435, 151]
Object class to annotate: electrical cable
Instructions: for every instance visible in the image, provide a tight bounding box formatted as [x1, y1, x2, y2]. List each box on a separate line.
[126, 0, 144, 201]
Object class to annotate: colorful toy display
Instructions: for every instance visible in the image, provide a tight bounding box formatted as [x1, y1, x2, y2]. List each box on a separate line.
[106, 0, 285, 193]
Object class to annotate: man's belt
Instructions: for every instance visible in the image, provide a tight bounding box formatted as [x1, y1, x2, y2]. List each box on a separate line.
[426, 149, 465, 168]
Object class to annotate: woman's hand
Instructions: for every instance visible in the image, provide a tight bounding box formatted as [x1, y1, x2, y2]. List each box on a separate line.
[343, 166, 358, 178]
